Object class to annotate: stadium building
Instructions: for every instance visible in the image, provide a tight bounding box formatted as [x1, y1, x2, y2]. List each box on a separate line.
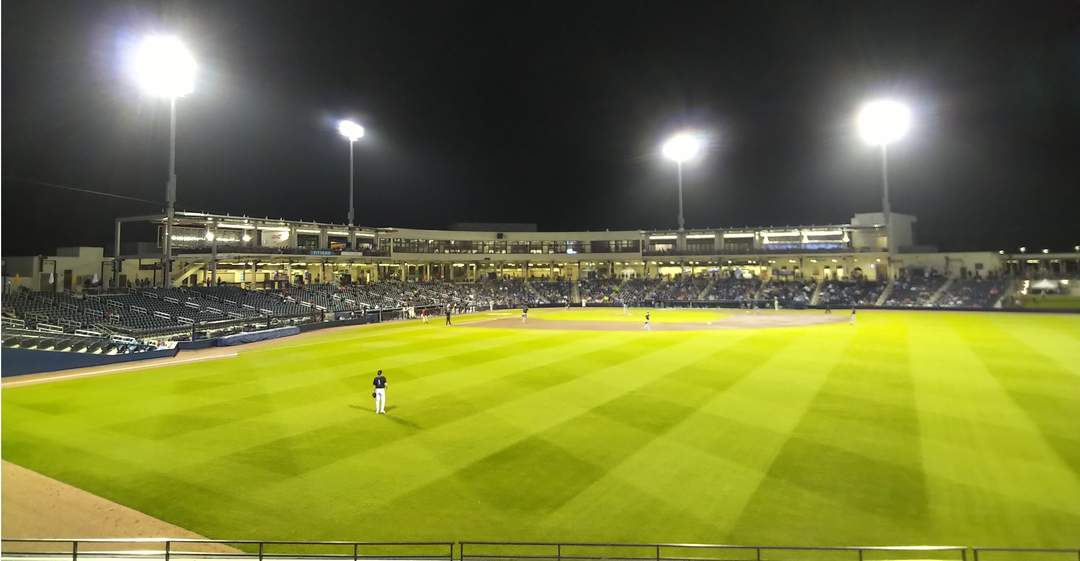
[13, 209, 1077, 291]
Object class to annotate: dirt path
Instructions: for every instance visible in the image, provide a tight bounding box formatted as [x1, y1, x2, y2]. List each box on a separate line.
[1, 461, 236, 550]
[463, 313, 848, 331]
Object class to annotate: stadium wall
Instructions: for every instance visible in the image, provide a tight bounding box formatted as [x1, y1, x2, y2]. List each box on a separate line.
[0, 347, 178, 377]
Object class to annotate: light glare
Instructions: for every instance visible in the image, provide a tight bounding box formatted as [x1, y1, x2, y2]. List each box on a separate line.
[662, 132, 703, 163]
[338, 120, 365, 141]
[857, 99, 911, 146]
[133, 36, 195, 98]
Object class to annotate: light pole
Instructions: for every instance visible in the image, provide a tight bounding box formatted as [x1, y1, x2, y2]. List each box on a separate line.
[662, 131, 704, 231]
[856, 99, 911, 260]
[337, 120, 365, 226]
[133, 35, 195, 288]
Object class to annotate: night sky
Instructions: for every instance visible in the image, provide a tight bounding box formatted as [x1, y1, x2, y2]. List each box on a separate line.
[3, 0, 1079, 256]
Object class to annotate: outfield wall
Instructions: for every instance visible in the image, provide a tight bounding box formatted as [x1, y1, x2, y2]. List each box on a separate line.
[0, 347, 178, 377]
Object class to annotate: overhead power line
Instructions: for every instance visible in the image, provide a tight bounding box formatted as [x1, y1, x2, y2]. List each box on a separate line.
[3, 177, 162, 206]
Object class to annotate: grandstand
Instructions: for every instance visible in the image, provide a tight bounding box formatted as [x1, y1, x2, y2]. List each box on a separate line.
[2, 209, 1078, 347]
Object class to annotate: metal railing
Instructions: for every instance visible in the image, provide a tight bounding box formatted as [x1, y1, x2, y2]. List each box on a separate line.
[459, 543, 974, 561]
[2, 541, 1076, 561]
[0, 539, 454, 561]
[972, 548, 1080, 561]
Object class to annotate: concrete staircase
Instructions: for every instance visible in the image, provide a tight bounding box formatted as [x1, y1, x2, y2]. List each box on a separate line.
[809, 278, 825, 306]
[171, 262, 204, 287]
[698, 278, 716, 300]
[875, 279, 895, 306]
[927, 278, 954, 306]
[570, 281, 581, 304]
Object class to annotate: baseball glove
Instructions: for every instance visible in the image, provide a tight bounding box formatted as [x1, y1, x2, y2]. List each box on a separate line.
[371, 392, 376, 398]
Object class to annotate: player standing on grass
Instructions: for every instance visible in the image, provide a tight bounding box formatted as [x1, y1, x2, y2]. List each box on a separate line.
[522, 304, 528, 323]
[372, 370, 388, 414]
[445, 305, 452, 326]
[850, 305, 857, 325]
[643, 310, 651, 330]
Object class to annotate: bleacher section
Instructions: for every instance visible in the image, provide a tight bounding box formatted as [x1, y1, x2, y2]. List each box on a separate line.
[1, 328, 156, 355]
[937, 278, 1008, 308]
[0, 274, 1029, 346]
[759, 279, 815, 308]
[884, 275, 947, 307]
[818, 280, 886, 307]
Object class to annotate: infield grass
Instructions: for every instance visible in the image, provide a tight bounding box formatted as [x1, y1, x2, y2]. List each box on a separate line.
[3, 309, 1079, 545]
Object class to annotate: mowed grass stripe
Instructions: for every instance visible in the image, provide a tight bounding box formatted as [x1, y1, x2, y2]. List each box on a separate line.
[532, 327, 850, 543]
[3, 311, 1079, 544]
[948, 315, 1080, 478]
[730, 315, 927, 544]
[269, 334, 756, 538]
[908, 316, 1080, 545]
[3, 328, 604, 480]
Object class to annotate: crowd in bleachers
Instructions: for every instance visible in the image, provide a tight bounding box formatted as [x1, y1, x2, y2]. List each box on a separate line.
[578, 277, 623, 304]
[529, 280, 571, 305]
[651, 275, 709, 301]
[937, 278, 1007, 308]
[704, 277, 762, 302]
[0, 271, 1027, 346]
[818, 280, 885, 307]
[758, 279, 814, 308]
[884, 273, 946, 307]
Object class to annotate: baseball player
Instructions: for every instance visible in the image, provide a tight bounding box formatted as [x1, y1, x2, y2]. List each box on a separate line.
[850, 306, 857, 325]
[643, 311, 651, 331]
[521, 304, 528, 323]
[372, 370, 388, 414]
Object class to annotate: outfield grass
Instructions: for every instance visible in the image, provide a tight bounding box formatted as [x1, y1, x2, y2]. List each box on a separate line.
[3, 310, 1079, 545]
[1018, 295, 1080, 309]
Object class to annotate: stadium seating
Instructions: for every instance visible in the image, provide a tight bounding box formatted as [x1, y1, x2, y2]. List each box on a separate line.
[0, 273, 1020, 346]
[578, 277, 623, 303]
[1, 328, 156, 355]
[759, 279, 815, 308]
[936, 278, 1007, 308]
[706, 277, 762, 302]
[818, 280, 885, 307]
[884, 274, 946, 307]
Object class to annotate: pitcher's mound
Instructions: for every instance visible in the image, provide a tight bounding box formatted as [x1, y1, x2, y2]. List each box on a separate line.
[464, 314, 848, 331]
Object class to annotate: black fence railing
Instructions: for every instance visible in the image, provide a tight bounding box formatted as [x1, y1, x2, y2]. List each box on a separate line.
[972, 548, 1080, 561]
[0, 539, 454, 561]
[1, 541, 1076, 561]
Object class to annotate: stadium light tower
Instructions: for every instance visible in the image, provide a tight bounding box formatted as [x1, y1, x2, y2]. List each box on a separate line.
[338, 120, 365, 226]
[857, 99, 911, 259]
[662, 131, 704, 231]
[133, 35, 196, 287]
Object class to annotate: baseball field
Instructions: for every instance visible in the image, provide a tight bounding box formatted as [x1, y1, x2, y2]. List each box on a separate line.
[3, 308, 1079, 545]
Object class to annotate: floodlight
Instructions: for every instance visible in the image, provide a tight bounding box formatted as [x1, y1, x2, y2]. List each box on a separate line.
[1019, 247, 1027, 253]
[856, 99, 911, 146]
[204, 230, 215, 242]
[662, 132, 703, 163]
[338, 120, 365, 142]
[133, 35, 195, 99]
[242, 233, 252, 243]
[1042, 248, 1049, 254]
